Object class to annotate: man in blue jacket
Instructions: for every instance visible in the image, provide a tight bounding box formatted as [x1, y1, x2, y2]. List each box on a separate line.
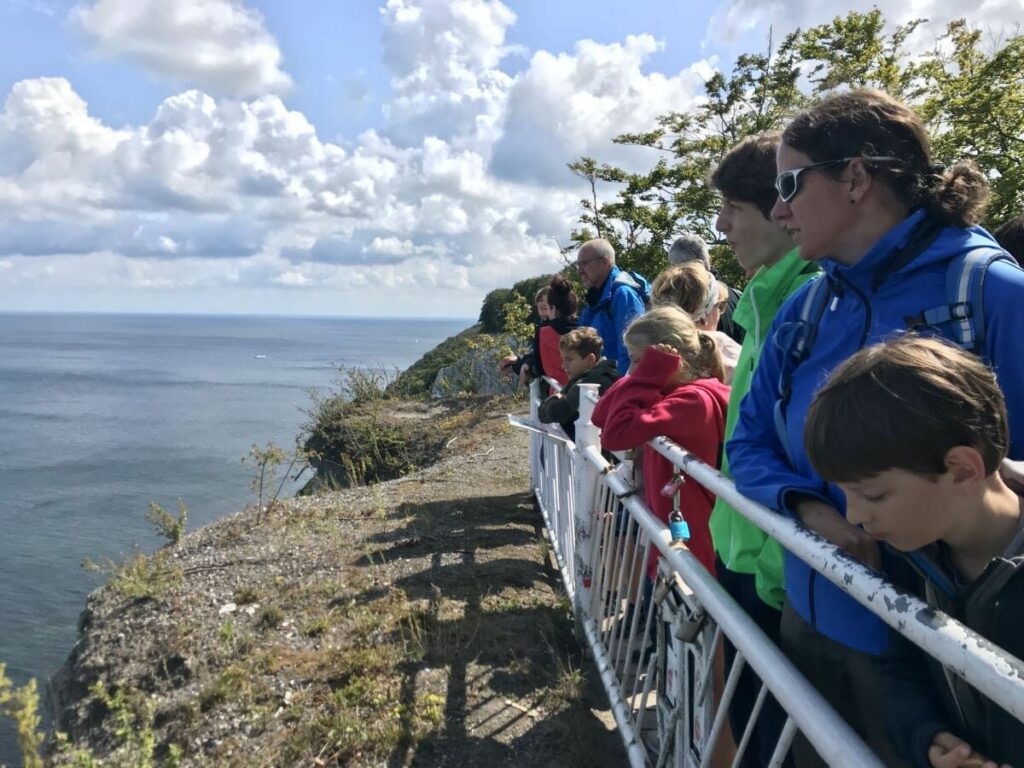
[575, 238, 649, 374]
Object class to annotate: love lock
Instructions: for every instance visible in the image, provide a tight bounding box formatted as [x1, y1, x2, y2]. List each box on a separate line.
[675, 610, 707, 644]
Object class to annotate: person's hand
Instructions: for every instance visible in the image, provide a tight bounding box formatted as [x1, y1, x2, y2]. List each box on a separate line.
[518, 366, 531, 389]
[795, 499, 882, 572]
[499, 355, 517, 375]
[928, 730, 1008, 768]
[650, 343, 679, 357]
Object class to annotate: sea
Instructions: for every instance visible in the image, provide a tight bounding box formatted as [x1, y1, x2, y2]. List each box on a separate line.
[0, 312, 469, 765]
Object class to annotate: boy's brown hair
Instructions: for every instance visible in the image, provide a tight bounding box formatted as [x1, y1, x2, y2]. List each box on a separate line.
[560, 326, 603, 359]
[805, 335, 1009, 483]
[710, 132, 783, 219]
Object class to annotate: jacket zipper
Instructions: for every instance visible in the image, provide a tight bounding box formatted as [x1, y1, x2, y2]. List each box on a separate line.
[750, 284, 761, 371]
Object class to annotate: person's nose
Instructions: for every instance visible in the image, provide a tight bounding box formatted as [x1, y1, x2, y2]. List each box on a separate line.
[770, 196, 790, 224]
[715, 209, 730, 234]
[845, 501, 868, 527]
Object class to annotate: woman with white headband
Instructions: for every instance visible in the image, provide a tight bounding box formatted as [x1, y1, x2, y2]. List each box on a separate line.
[650, 261, 742, 383]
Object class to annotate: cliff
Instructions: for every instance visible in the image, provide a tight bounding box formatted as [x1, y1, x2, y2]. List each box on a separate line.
[47, 398, 624, 767]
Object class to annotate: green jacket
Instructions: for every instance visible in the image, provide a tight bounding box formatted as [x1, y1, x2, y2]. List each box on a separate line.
[709, 249, 819, 609]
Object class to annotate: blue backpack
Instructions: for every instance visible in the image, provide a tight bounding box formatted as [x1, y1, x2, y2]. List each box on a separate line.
[773, 242, 1020, 453]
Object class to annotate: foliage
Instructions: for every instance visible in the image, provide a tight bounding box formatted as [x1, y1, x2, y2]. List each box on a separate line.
[386, 325, 484, 397]
[88, 682, 178, 768]
[0, 663, 44, 768]
[145, 501, 188, 547]
[478, 288, 513, 332]
[568, 12, 1024, 283]
[332, 364, 398, 406]
[243, 441, 304, 522]
[1, 664, 181, 768]
[300, 396, 451, 492]
[83, 549, 183, 600]
[502, 292, 535, 346]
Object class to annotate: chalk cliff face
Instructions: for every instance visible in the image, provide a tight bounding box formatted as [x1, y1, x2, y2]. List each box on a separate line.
[46, 401, 626, 768]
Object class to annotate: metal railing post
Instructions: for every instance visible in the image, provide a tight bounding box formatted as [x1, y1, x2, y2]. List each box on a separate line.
[574, 383, 600, 622]
[528, 378, 541, 489]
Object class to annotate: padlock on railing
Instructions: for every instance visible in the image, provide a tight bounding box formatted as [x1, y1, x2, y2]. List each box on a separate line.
[661, 471, 690, 544]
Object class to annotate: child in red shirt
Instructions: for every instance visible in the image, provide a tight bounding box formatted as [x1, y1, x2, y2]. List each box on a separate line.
[592, 305, 730, 578]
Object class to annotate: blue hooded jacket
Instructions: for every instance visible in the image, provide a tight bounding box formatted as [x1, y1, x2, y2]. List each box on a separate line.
[728, 209, 1024, 655]
[578, 266, 650, 374]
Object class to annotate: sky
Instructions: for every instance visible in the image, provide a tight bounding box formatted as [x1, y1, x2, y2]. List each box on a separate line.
[1, 0, 1021, 318]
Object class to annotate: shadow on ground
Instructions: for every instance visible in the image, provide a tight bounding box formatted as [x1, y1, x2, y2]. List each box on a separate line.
[351, 492, 625, 768]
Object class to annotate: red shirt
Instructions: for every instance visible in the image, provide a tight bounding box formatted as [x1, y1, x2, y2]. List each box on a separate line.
[538, 324, 569, 387]
[592, 347, 730, 579]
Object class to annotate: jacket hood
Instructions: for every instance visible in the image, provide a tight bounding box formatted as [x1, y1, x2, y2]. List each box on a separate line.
[573, 357, 619, 385]
[543, 316, 578, 334]
[822, 209, 1004, 291]
[585, 265, 651, 308]
[685, 376, 731, 411]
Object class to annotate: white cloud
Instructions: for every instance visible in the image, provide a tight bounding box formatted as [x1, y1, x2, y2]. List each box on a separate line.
[379, 0, 517, 149]
[272, 270, 310, 286]
[3, 1, 786, 315]
[491, 36, 712, 185]
[366, 236, 415, 255]
[73, 0, 293, 98]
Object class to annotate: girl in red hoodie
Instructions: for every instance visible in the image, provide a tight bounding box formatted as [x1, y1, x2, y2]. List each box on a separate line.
[592, 305, 731, 578]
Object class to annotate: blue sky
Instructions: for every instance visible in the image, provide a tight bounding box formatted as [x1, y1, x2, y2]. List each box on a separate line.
[0, 0, 1017, 317]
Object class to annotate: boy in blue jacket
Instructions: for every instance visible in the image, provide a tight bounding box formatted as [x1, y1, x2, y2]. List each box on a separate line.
[804, 336, 1022, 768]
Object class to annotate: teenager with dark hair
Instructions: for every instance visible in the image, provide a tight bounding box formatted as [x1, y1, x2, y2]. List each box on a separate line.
[707, 131, 819, 768]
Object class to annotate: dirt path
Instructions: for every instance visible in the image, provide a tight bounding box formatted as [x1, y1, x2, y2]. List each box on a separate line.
[51, 401, 626, 767]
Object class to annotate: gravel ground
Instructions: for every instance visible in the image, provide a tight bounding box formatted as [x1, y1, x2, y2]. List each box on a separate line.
[48, 398, 626, 767]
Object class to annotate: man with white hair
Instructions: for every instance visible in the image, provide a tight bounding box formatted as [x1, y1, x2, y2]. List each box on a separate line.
[667, 233, 745, 343]
[576, 238, 650, 374]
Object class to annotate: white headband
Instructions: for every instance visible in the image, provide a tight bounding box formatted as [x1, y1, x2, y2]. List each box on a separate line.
[693, 274, 719, 323]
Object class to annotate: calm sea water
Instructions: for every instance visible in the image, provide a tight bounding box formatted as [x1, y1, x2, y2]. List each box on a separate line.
[0, 312, 468, 765]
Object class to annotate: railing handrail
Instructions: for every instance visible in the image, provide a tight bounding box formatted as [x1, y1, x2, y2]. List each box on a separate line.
[575, 383, 1024, 723]
[576, 440, 885, 767]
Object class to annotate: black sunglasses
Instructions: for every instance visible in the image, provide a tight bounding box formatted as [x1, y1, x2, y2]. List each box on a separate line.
[775, 156, 898, 203]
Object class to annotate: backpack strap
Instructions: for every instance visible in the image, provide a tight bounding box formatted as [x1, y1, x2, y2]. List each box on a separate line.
[907, 247, 1020, 355]
[772, 275, 832, 461]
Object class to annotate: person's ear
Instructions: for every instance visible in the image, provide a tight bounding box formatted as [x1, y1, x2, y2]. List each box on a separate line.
[847, 158, 874, 204]
[943, 445, 988, 489]
[587, 353, 598, 366]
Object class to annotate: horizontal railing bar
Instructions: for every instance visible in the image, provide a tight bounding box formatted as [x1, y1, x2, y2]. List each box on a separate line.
[581, 443, 885, 767]
[647, 436, 1024, 723]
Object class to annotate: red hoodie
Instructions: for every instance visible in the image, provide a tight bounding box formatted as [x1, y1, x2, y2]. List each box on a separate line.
[591, 346, 730, 579]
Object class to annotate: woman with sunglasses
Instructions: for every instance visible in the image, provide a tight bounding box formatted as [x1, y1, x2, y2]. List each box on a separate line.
[727, 89, 1024, 767]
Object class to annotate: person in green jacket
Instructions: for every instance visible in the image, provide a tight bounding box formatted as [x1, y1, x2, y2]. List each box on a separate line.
[708, 133, 819, 768]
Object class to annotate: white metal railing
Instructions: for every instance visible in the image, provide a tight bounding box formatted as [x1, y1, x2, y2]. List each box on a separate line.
[511, 378, 1024, 767]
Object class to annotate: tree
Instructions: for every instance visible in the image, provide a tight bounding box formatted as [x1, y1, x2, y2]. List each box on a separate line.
[569, 12, 1024, 287]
